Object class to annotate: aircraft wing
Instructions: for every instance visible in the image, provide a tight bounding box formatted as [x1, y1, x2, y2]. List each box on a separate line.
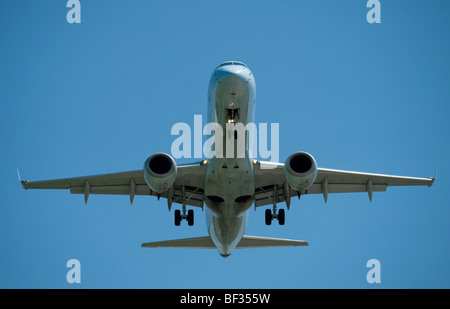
[21, 162, 207, 208]
[253, 160, 435, 208]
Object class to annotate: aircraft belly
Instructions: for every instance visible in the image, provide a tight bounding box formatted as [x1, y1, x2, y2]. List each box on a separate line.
[204, 157, 254, 256]
[207, 212, 247, 257]
[204, 158, 254, 217]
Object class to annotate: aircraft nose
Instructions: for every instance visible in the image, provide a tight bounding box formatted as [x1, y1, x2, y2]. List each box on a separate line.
[218, 64, 244, 74]
[214, 65, 250, 83]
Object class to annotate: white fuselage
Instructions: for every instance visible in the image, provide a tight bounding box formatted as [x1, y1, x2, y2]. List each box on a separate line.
[204, 62, 256, 257]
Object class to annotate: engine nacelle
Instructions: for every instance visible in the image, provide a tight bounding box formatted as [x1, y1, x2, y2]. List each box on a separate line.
[143, 153, 177, 193]
[284, 151, 317, 192]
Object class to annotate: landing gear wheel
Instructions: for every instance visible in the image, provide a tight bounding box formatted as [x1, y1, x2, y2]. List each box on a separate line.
[174, 209, 181, 226]
[278, 209, 285, 225]
[265, 209, 272, 225]
[187, 209, 194, 226]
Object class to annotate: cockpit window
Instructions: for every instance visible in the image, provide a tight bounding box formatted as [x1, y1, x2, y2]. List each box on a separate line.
[218, 61, 248, 68]
[233, 61, 247, 67]
[218, 62, 233, 68]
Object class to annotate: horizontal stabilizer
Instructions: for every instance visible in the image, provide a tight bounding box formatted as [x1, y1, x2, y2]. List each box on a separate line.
[141, 236, 215, 248]
[141, 235, 308, 249]
[236, 235, 309, 248]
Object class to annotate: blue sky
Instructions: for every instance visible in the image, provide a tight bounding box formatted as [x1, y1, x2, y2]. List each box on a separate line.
[0, 1, 449, 288]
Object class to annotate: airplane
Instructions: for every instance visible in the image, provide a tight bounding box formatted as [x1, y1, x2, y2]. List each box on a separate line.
[21, 61, 435, 258]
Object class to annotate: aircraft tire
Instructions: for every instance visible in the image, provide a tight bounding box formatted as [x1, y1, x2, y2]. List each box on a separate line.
[187, 209, 194, 226]
[278, 209, 285, 225]
[265, 209, 272, 225]
[174, 209, 181, 226]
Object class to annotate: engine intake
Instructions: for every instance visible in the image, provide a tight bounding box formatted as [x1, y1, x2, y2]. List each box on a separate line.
[284, 152, 317, 192]
[144, 153, 177, 193]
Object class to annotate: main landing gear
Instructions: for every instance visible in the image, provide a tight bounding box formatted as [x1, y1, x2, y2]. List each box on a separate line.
[265, 205, 285, 226]
[174, 208, 194, 226]
[174, 185, 195, 226]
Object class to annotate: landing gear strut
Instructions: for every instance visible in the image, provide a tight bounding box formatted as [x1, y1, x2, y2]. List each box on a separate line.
[265, 184, 285, 225]
[265, 205, 285, 225]
[174, 186, 194, 226]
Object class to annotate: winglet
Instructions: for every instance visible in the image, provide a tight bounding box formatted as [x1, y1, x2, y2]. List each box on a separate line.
[17, 169, 28, 189]
[429, 168, 437, 187]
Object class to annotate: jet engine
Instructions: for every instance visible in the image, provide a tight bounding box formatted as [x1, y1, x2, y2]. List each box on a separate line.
[283, 152, 317, 192]
[143, 153, 177, 193]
